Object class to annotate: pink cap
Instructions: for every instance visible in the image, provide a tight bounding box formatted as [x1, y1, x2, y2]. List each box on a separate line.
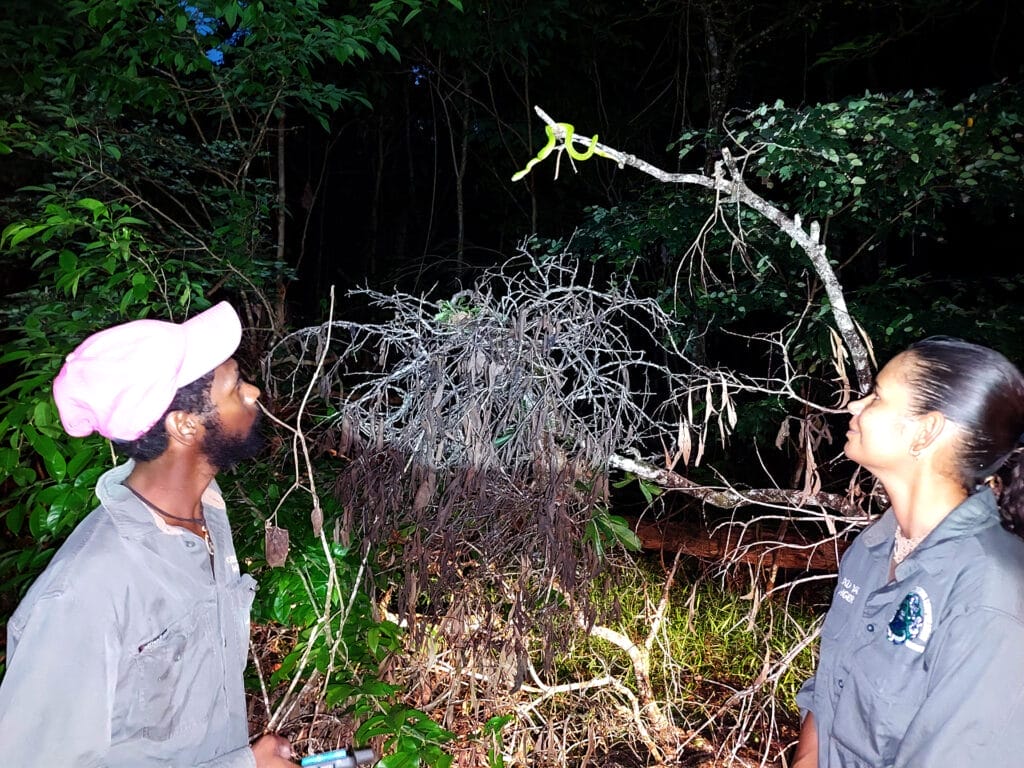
[53, 302, 243, 441]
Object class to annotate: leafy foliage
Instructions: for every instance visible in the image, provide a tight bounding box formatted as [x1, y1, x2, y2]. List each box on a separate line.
[0, 0, 462, 587]
[0, 2, 492, 762]
[0, 194, 208, 595]
[728, 83, 1024, 243]
[255, 538, 459, 767]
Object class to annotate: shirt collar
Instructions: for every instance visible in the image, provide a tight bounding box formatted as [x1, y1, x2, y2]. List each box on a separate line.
[860, 507, 898, 550]
[917, 486, 999, 552]
[923, 487, 1000, 541]
[859, 488, 998, 547]
[896, 488, 1000, 575]
[96, 459, 224, 541]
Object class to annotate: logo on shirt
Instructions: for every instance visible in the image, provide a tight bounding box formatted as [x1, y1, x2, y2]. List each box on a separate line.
[887, 586, 932, 653]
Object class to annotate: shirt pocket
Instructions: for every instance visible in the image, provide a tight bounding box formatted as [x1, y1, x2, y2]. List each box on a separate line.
[126, 604, 213, 741]
[831, 635, 926, 763]
[815, 587, 861, 691]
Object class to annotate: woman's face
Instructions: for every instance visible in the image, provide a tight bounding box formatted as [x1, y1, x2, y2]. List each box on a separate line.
[845, 353, 923, 476]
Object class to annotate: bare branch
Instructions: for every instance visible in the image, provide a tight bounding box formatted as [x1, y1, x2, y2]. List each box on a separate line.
[529, 106, 873, 392]
[608, 453, 856, 516]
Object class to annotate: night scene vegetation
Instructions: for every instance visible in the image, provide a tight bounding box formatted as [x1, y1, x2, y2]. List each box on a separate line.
[1, 1, 1022, 765]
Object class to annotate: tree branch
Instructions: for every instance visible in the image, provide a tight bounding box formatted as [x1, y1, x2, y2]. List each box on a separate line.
[531, 106, 873, 392]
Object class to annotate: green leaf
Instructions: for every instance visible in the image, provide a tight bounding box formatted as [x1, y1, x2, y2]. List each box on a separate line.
[32, 400, 53, 428]
[45, 496, 68, 533]
[355, 714, 393, 742]
[378, 752, 420, 768]
[611, 473, 636, 489]
[325, 682, 355, 708]
[481, 714, 514, 736]
[74, 198, 107, 216]
[387, 705, 408, 730]
[419, 747, 452, 768]
[66, 445, 98, 478]
[28, 502, 47, 540]
[7, 224, 49, 248]
[638, 478, 662, 503]
[5, 504, 27, 535]
[29, 433, 66, 482]
[359, 679, 400, 697]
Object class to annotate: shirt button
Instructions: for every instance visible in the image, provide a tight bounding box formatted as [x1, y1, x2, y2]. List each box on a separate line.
[867, 623, 874, 632]
[838, 679, 844, 689]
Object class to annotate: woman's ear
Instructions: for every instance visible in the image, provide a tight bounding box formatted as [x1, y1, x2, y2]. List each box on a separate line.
[911, 410, 949, 455]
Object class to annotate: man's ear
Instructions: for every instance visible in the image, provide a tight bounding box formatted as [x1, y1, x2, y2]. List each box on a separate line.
[164, 410, 203, 447]
[911, 410, 948, 454]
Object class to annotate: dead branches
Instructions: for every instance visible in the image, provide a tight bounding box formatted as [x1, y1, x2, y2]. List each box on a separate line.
[266, 252, 697, 666]
[522, 106, 874, 394]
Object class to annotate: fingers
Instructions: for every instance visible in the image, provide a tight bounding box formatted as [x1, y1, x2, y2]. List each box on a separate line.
[252, 732, 296, 767]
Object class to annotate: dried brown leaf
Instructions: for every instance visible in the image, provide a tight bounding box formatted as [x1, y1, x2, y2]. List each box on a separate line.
[264, 524, 290, 567]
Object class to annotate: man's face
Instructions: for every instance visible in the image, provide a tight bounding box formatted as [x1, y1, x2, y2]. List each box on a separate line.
[201, 358, 264, 472]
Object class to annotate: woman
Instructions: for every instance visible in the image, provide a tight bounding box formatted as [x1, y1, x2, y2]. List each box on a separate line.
[793, 337, 1024, 767]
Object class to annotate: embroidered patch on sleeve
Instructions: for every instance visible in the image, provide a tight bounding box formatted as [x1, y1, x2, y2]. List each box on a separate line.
[887, 587, 932, 653]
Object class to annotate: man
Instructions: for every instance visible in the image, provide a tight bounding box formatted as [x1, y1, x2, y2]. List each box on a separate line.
[0, 302, 295, 767]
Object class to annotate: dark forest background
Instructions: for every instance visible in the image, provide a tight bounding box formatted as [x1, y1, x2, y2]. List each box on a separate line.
[279, 0, 1024, 309]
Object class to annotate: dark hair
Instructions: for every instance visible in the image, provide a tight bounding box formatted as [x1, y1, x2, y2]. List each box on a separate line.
[903, 337, 1024, 531]
[114, 371, 216, 462]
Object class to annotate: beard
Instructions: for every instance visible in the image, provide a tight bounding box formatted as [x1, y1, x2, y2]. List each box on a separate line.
[202, 410, 265, 472]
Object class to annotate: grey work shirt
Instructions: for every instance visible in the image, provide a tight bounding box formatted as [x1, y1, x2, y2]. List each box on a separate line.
[797, 489, 1024, 767]
[0, 461, 258, 767]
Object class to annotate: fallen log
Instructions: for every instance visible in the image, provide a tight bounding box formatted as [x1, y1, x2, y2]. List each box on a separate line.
[631, 517, 849, 571]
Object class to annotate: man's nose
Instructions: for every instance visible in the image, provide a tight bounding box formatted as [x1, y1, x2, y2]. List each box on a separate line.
[243, 382, 261, 403]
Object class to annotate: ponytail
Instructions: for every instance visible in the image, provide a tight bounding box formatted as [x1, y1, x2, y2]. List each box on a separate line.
[996, 447, 1024, 537]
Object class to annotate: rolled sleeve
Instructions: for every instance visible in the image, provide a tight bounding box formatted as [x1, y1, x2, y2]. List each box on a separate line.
[795, 675, 816, 720]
